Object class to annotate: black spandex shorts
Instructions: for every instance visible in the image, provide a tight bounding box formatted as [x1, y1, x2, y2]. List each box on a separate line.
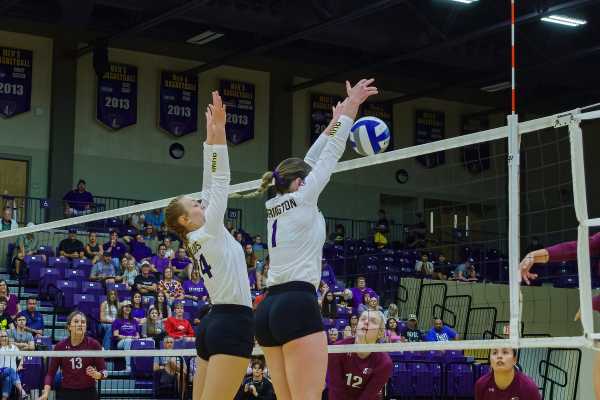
[195, 304, 255, 361]
[255, 281, 324, 347]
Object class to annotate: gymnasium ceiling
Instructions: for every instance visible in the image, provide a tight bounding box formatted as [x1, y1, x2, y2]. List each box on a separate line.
[1, 0, 599, 115]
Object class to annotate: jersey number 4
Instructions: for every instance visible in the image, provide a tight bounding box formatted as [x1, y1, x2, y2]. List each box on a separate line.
[198, 254, 213, 279]
[345, 373, 363, 388]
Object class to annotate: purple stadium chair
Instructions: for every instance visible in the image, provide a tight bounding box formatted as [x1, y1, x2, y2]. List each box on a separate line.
[34, 336, 52, 350]
[334, 318, 348, 331]
[106, 282, 131, 300]
[173, 339, 195, 349]
[81, 281, 104, 296]
[56, 280, 80, 308]
[24, 255, 46, 282]
[36, 245, 54, 258]
[48, 256, 70, 270]
[72, 258, 93, 278]
[73, 294, 97, 318]
[39, 268, 62, 297]
[447, 363, 475, 397]
[131, 338, 156, 378]
[20, 356, 43, 391]
[142, 296, 155, 308]
[64, 268, 86, 281]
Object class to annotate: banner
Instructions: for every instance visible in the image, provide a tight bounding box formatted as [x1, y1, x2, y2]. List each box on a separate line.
[159, 71, 198, 137]
[309, 94, 343, 144]
[363, 102, 394, 151]
[415, 110, 445, 168]
[96, 63, 137, 130]
[220, 80, 255, 145]
[461, 115, 490, 173]
[0, 47, 32, 118]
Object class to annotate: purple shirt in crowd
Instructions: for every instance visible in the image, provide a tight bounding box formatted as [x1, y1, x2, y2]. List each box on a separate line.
[112, 318, 139, 337]
[321, 263, 337, 288]
[182, 280, 208, 298]
[130, 241, 152, 262]
[131, 307, 146, 320]
[151, 255, 170, 274]
[350, 287, 376, 311]
[63, 190, 94, 211]
[103, 241, 127, 259]
[474, 370, 541, 400]
[171, 256, 191, 271]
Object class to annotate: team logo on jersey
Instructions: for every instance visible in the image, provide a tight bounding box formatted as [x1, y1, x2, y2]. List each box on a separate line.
[330, 121, 342, 137]
[362, 368, 370, 375]
[211, 152, 218, 172]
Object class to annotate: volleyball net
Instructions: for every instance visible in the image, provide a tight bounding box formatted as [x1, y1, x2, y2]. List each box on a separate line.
[0, 104, 598, 398]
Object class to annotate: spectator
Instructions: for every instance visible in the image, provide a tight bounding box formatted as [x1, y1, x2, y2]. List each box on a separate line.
[400, 314, 423, 342]
[475, 348, 541, 400]
[131, 292, 147, 325]
[119, 256, 139, 288]
[327, 328, 339, 344]
[321, 291, 337, 320]
[63, 179, 94, 217]
[225, 221, 235, 235]
[0, 281, 19, 319]
[466, 266, 479, 282]
[99, 290, 119, 350]
[349, 314, 359, 337]
[376, 209, 390, 232]
[342, 325, 353, 339]
[373, 225, 388, 249]
[153, 336, 187, 396]
[245, 244, 258, 270]
[162, 237, 175, 259]
[433, 254, 450, 280]
[159, 267, 185, 304]
[415, 253, 434, 276]
[144, 209, 164, 230]
[13, 223, 41, 278]
[317, 281, 329, 305]
[234, 231, 243, 246]
[171, 248, 193, 279]
[142, 307, 166, 347]
[151, 243, 171, 275]
[425, 318, 458, 342]
[125, 234, 152, 263]
[112, 301, 140, 371]
[157, 224, 177, 243]
[142, 224, 157, 241]
[0, 330, 28, 400]
[16, 297, 43, 337]
[349, 277, 376, 314]
[252, 235, 267, 261]
[453, 258, 474, 279]
[134, 261, 158, 297]
[90, 253, 117, 285]
[129, 213, 145, 231]
[240, 360, 275, 400]
[84, 231, 102, 264]
[164, 302, 194, 341]
[384, 318, 404, 343]
[155, 291, 171, 320]
[358, 295, 382, 315]
[256, 256, 270, 291]
[182, 270, 208, 302]
[102, 230, 127, 271]
[383, 303, 399, 320]
[58, 228, 84, 260]
[8, 314, 34, 350]
[0, 206, 17, 231]
[328, 224, 345, 244]
[320, 260, 337, 289]
[0, 300, 13, 331]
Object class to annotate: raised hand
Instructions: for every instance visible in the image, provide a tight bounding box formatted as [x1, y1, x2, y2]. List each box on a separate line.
[325, 99, 347, 136]
[519, 254, 538, 285]
[205, 106, 215, 145]
[208, 90, 227, 145]
[341, 78, 378, 120]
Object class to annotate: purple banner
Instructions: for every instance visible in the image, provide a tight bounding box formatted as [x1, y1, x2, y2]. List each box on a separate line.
[96, 63, 137, 130]
[415, 110, 445, 168]
[310, 94, 343, 144]
[362, 102, 394, 151]
[461, 115, 490, 174]
[159, 71, 198, 137]
[0, 47, 32, 118]
[220, 80, 255, 145]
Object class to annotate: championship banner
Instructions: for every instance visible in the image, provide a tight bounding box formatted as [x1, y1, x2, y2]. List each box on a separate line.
[0, 47, 32, 119]
[96, 63, 137, 130]
[159, 71, 198, 137]
[461, 115, 490, 174]
[415, 110, 445, 168]
[363, 102, 394, 151]
[310, 93, 343, 144]
[220, 80, 255, 145]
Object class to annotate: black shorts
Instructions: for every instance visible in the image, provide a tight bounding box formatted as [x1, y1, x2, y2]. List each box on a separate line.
[196, 304, 255, 361]
[255, 281, 324, 347]
[57, 387, 98, 400]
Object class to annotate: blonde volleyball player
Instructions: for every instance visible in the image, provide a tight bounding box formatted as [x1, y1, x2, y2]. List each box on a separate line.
[165, 91, 254, 400]
[254, 79, 378, 400]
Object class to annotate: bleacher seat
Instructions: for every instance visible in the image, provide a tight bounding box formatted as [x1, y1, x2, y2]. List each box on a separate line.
[131, 339, 156, 378]
[65, 268, 86, 281]
[73, 294, 97, 318]
[24, 255, 46, 282]
[48, 256, 70, 270]
[72, 258, 93, 277]
[106, 282, 131, 300]
[447, 363, 475, 397]
[56, 280, 80, 308]
[20, 356, 44, 391]
[40, 268, 62, 296]
[81, 281, 104, 296]
[36, 245, 54, 258]
[334, 319, 348, 331]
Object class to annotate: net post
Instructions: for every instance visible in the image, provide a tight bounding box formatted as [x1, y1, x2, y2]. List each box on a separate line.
[507, 113, 521, 343]
[568, 119, 595, 338]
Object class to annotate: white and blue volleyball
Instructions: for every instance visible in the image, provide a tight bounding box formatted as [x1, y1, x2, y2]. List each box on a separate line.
[349, 116, 391, 156]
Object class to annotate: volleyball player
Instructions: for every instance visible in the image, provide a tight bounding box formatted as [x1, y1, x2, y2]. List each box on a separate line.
[253, 79, 378, 400]
[37, 311, 107, 400]
[165, 91, 253, 400]
[474, 348, 541, 400]
[327, 310, 392, 400]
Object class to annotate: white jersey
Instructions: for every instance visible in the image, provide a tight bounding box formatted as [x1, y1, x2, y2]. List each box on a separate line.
[266, 115, 354, 289]
[186, 144, 252, 308]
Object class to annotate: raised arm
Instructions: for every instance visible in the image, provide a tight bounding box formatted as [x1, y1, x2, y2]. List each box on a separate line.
[300, 79, 378, 205]
[203, 91, 230, 236]
[304, 100, 345, 168]
[200, 142, 213, 208]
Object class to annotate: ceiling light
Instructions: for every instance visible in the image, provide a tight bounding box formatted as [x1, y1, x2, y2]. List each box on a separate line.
[481, 82, 511, 93]
[541, 15, 587, 27]
[186, 31, 224, 45]
[448, 0, 478, 4]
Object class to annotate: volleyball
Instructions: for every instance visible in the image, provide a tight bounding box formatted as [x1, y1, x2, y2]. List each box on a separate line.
[349, 116, 391, 156]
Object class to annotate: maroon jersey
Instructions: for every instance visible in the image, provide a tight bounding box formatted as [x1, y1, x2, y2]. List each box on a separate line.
[327, 338, 393, 400]
[475, 370, 541, 400]
[44, 336, 107, 389]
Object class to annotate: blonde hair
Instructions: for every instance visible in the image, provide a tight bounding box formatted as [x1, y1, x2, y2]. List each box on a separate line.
[165, 195, 201, 272]
[247, 157, 312, 197]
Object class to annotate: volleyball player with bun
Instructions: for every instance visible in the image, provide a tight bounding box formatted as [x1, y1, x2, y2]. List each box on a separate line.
[37, 311, 107, 400]
[165, 91, 253, 400]
[474, 348, 541, 400]
[327, 310, 392, 400]
[253, 78, 378, 400]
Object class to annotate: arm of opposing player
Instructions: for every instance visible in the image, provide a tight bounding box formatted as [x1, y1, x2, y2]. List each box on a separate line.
[43, 355, 60, 387]
[203, 145, 231, 236]
[299, 115, 353, 205]
[326, 353, 347, 400]
[357, 355, 393, 400]
[200, 142, 213, 207]
[546, 232, 600, 262]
